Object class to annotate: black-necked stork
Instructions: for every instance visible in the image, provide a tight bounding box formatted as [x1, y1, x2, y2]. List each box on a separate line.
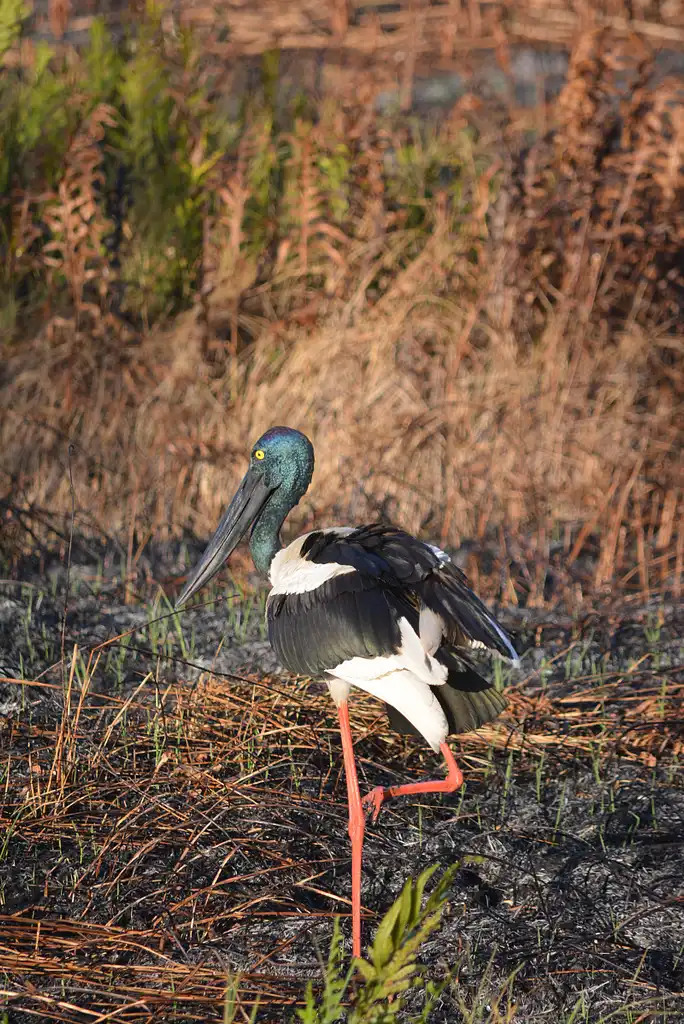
[175, 426, 518, 957]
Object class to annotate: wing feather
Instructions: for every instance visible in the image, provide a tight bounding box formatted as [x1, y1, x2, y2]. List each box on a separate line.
[301, 524, 518, 662]
[267, 575, 404, 676]
[419, 566, 519, 661]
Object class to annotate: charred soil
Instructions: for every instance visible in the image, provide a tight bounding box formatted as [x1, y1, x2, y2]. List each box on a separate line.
[0, 542, 682, 1022]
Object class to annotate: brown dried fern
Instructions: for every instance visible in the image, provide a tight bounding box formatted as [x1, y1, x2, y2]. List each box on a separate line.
[41, 104, 117, 320]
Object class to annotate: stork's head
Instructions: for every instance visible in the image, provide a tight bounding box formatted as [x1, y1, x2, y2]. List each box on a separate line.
[175, 427, 314, 607]
[247, 426, 315, 505]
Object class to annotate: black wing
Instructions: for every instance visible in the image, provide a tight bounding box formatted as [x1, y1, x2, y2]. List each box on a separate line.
[300, 524, 518, 661]
[267, 569, 410, 677]
[386, 650, 508, 738]
[268, 523, 516, 671]
[295, 525, 517, 734]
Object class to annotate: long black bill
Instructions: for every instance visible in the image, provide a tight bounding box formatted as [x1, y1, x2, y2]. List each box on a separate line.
[175, 469, 274, 609]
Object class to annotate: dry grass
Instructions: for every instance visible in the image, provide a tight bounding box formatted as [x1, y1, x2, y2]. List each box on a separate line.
[31, 0, 684, 60]
[1, 16, 683, 1022]
[1, 619, 682, 1020]
[3, 235, 683, 605]
[1, 25, 683, 602]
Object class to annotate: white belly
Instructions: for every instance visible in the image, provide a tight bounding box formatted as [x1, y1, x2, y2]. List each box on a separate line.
[326, 663, 448, 752]
[326, 617, 449, 752]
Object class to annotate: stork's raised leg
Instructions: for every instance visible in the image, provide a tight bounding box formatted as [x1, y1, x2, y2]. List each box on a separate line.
[337, 701, 364, 957]
[362, 742, 464, 823]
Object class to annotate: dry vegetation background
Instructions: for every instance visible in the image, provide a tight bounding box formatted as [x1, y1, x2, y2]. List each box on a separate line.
[1, 0, 683, 599]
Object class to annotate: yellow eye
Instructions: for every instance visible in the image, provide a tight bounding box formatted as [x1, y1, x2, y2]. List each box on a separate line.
[254, 449, 265, 460]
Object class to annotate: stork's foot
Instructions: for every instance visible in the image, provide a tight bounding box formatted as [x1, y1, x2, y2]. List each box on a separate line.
[362, 786, 386, 824]
[362, 742, 464, 824]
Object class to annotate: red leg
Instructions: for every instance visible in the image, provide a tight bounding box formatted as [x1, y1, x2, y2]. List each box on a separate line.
[362, 741, 464, 823]
[337, 701, 364, 958]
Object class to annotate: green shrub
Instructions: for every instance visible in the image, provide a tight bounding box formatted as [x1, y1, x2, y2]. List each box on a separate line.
[0, 4, 480, 333]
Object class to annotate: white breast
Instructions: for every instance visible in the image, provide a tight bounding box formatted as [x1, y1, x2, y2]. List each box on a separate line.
[269, 528, 356, 595]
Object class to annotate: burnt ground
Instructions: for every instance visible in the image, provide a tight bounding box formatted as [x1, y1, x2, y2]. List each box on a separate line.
[0, 541, 683, 1023]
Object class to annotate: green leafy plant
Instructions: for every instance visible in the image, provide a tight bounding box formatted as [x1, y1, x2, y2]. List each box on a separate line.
[296, 863, 458, 1023]
[0, 0, 28, 57]
[112, 12, 226, 320]
[0, 6, 494, 332]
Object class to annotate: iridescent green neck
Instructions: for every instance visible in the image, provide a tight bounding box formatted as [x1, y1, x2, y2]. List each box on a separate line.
[249, 489, 290, 575]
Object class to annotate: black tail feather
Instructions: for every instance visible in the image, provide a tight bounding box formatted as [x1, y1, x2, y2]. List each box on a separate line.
[434, 676, 508, 735]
